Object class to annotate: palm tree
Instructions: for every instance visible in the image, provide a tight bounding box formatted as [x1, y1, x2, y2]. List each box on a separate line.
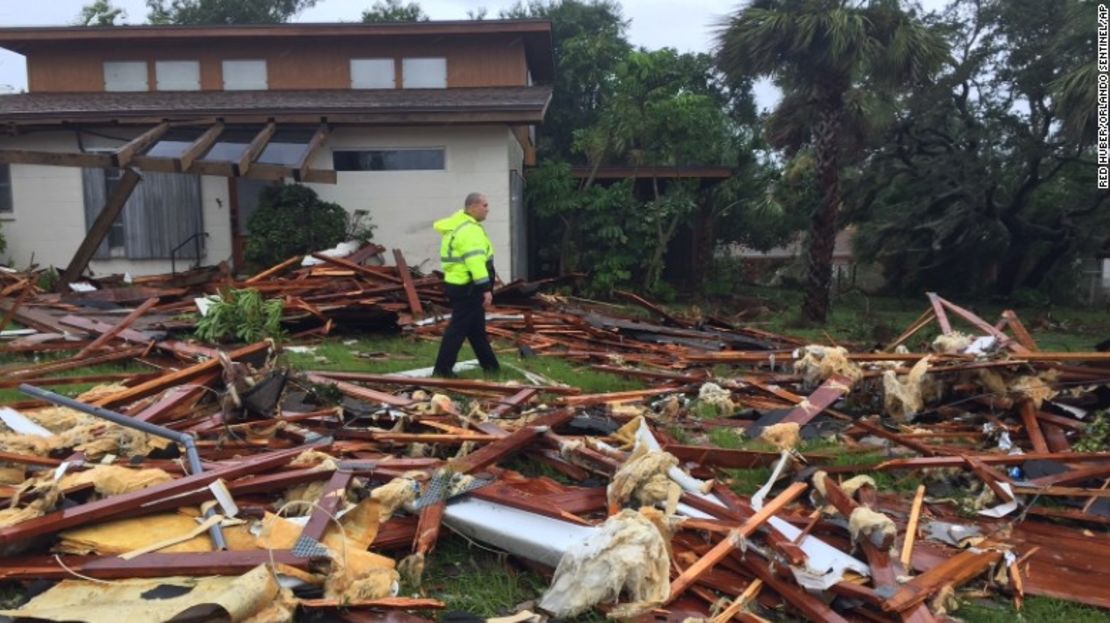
[716, 0, 947, 323]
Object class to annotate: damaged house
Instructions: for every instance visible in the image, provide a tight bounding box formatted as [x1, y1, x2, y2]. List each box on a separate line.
[0, 20, 552, 284]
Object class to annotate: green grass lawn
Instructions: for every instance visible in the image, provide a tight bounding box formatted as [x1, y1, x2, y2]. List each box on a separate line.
[281, 334, 645, 394]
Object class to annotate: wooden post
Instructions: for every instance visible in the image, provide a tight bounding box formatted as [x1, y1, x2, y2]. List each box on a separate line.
[57, 167, 141, 291]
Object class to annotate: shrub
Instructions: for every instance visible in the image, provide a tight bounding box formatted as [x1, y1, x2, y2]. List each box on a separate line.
[245, 184, 350, 268]
[195, 288, 284, 344]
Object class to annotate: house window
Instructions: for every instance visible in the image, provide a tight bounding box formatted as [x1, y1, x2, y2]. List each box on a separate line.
[333, 149, 446, 171]
[155, 60, 201, 91]
[351, 59, 395, 89]
[402, 58, 447, 88]
[82, 167, 203, 260]
[222, 60, 267, 90]
[0, 164, 12, 213]
[103, 61, 148, 92]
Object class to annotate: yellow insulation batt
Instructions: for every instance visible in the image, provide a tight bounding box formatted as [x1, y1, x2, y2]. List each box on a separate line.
[759, 422, 801, 451]
[793, 345, 863, 389]
[607, 446, 681, 514]
[882, 356, 932, 422]
[0, 564, 287, 623]
[539, 508, 671, 619]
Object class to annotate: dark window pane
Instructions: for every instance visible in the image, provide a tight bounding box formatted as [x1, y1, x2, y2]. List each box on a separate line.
[200, 128, 258, 162]
[0, 164, 11, 213]
[104, 168, 126, 249]
[144, 128, 205, 159]
[333, 149, 445, 171]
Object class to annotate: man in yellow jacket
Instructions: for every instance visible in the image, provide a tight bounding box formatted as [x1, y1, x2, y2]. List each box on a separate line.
[432, 192, 501, 377]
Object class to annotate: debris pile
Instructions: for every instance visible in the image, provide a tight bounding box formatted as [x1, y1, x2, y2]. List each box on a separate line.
[0, 253, 1107, 622]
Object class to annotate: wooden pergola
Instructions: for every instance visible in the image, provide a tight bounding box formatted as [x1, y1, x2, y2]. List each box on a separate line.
[0, 119, 335, 290]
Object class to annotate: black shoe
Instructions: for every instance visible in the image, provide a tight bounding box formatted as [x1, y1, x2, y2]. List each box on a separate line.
[432, 370, 458, 379]
[481, 366, 501, 376]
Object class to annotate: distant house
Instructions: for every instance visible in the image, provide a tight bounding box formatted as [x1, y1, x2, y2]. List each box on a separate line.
[0, 21, 553, 281]
[732, 227, 862, 287]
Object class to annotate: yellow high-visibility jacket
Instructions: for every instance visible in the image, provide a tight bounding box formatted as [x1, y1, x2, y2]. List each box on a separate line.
[434, 210, 494, 289]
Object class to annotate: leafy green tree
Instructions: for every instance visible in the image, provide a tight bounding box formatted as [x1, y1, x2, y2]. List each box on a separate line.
[527, 162, 643, 294]
[77, 0, 125, 25]
[717, 0, 947, 323]
[500, 0, 632, 160]
[147, 0, 316, 24]
[571, 49, 746, 292]
[850, 0, 1108, 299]
[361, 0, 429, 23]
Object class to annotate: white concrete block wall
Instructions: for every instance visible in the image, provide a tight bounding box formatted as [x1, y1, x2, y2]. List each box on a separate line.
[306, 125, 514, 279]
[0, 124, 518, 278]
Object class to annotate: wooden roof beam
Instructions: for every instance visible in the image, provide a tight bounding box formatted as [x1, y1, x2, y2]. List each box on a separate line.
[293, 123, 329, 182]
[236, 121, 276, 176]
[177, 121, 224, 172]
[0, 149, 112, 168]
[113, 121, 169, 168]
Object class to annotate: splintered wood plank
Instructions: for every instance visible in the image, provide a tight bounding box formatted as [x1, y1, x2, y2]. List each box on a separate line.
[413, 500, 447, 555]
[781, 374, 855, 425]
[885, 547, 1002, 613]
[244, 255, 303, 283]
[92, 340, 271, 408]
[1018, 399, 1050, 453]
[447, 409, 575, 474]
[128, 374, 218, 424]
[900, 484, 927, 569]
[304, 373, 415, 408]
[885, 308, 936, 352]
[75, 296, 160, 357]
[1002, 310, 1039, 351]
[393, 249, 424, 318]
[666, 481, 807, 604]
[0, 281, 34, 334]
[310, 253, 403, 284]
[298, 469, 354, 545]
[0, 550, 311, 580]
[488, 388, 539, 418]
[926, 293, 952, 334]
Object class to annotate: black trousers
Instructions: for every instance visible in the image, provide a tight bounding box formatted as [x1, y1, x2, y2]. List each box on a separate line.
[433, 285, 500, 375]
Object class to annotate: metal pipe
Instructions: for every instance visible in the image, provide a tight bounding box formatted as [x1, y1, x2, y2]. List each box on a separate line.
[18, 383, 228, 550]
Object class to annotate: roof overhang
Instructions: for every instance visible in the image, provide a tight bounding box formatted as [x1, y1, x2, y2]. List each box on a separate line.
[0, 87, 553, 130]
[567, 166, 735, 180]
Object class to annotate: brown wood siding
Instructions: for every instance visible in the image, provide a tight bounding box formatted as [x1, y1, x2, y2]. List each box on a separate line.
[510, 125, 536, 166]
[26, 36, 528, 93]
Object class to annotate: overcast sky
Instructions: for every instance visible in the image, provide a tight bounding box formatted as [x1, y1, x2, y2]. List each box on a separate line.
[0, 0, 947, 110]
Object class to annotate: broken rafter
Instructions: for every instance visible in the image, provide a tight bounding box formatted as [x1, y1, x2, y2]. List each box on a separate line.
[57, 167, 141, 291]
[113, 121, 170, 168]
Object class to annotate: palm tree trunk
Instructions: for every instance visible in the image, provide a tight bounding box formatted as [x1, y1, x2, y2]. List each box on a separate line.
[802, 105, 842, 323]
